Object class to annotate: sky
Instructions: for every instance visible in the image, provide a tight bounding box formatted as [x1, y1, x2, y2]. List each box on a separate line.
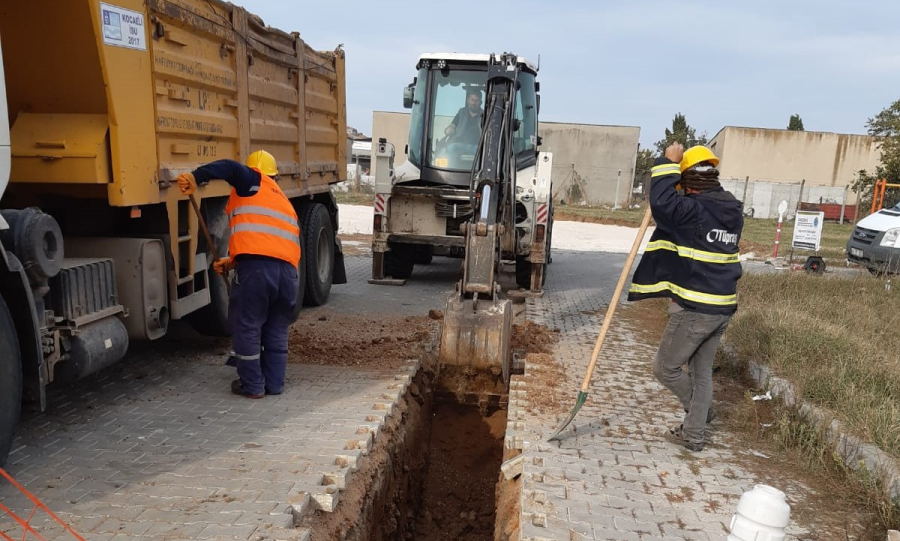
[242, 0, 900, 151]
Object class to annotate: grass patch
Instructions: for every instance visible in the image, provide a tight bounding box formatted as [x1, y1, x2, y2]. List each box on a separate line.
[740, 217, 855, 261]
[333, 190, 374, 206]
[553, 204, 649, 227]
[552, 203, 855, 261]
[728, 272, 900, 459]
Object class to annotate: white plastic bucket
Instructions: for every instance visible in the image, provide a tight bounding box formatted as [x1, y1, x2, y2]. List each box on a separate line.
[727, 484, 791, 541]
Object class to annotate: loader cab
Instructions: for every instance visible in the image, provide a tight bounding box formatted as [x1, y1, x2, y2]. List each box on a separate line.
[403, 53, 539, 187]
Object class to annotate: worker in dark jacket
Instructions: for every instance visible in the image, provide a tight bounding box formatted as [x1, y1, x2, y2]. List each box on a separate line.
[177, 150, 300, 399]
[627, 142, 744, 452]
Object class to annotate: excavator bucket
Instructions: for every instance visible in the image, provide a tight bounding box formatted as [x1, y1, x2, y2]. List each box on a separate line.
[439, 292, 512, 383]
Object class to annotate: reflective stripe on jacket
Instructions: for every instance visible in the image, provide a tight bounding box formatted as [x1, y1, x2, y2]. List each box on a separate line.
[225, 173, 301, 267]
[627, 158, 744, 315]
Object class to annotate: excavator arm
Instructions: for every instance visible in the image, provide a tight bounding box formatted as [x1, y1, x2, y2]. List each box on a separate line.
[440, 54, 523, 386]
[460, 53, 521, 301]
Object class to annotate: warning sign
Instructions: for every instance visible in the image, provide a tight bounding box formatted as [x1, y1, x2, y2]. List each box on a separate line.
[100, 3, 147, 51]
[791, 210, 825, 251]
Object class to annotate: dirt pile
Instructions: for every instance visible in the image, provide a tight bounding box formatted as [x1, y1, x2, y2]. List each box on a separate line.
[510, 320, 559, 356]
[289, 311, 433, 369]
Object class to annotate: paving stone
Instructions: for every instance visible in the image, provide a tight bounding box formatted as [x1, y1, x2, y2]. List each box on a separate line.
[0, 256, 435, 541]
[513, 251, 817, 541]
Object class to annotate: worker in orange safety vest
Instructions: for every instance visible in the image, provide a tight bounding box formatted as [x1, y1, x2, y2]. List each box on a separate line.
[177, 150, 300, 399]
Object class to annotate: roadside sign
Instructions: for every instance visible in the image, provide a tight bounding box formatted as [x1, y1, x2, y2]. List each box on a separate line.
[777, 200, 788, 217]
[772, 200, 789, 258]
[791, 210, 824, 251]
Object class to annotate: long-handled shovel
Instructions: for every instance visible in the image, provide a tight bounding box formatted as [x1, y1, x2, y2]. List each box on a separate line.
[189, 193, 231, 295]
[547, 207, 653, 441]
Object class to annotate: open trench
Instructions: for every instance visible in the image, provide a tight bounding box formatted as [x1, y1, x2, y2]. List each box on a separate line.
[296, 315, 558, 541]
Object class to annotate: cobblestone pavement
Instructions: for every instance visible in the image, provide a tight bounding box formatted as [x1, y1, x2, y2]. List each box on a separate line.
[0, 254, 444, 541]
[506, 252, 816, 541]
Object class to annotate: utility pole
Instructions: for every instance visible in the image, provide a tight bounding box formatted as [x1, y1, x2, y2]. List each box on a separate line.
[613, 169, 622, 210]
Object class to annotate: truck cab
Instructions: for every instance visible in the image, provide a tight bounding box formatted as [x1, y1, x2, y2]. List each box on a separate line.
[846, 203, 900, 274]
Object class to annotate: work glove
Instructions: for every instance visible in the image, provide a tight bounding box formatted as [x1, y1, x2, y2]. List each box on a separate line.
[212, 257, 235, 275]
[176, 172, 197, 195]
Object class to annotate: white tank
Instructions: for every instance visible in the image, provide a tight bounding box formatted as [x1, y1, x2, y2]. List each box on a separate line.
[726, 484, 791, 541]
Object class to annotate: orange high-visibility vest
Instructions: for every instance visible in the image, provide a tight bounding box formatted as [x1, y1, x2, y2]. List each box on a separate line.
[225, 172, 301, 267]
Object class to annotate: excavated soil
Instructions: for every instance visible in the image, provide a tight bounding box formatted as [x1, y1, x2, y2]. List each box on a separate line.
[299, 311, 567, 540]
[303, 363, 435, 541]
[288, 310, 433, 369]
[510, 320, 560, 355]
[412, 403, 508, 540]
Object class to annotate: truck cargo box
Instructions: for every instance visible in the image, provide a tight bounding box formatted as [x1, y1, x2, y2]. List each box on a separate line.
[0, 0, 347, 206]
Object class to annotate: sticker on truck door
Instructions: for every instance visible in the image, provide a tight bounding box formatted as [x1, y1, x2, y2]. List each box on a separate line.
[100, 3, 147, 51]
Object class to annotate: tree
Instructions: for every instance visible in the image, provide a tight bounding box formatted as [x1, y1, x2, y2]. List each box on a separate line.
[634, 148, 654, 186]
[654, 113, 708, 155]
[787, 114, 804, 131]
[632, 148, 654, 202]
[853, 98, 900, 213]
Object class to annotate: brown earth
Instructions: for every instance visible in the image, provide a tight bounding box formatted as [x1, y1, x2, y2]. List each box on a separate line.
[510, 320, 560, 356]
[303, 363, 435, 541]
[288, 310, 433, 370]
[412, 402, 507, 541]
[493, 448, 522, 541]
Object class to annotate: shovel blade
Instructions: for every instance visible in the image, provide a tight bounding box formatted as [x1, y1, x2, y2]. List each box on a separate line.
[547, 391, 589, 441]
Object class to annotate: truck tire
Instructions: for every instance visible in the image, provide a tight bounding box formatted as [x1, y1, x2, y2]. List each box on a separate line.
[385, 244, 414, 279]
[291, 250, 306, 321]
[0, 294, 23, 467]
[413, 245, 433, 265]
[187, 262, 231, 337]
[301, 203, 334, 306]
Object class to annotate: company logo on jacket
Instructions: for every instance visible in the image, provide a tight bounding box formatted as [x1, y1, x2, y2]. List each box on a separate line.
[706, 229, 738, 245]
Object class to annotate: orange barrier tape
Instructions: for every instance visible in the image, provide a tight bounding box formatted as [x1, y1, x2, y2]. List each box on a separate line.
[0, 467, 86, 541]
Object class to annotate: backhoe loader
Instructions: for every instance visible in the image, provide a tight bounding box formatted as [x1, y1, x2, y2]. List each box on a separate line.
[371, 52, 553, 385]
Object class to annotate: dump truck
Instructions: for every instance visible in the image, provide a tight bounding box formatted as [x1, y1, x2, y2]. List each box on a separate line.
[371, 53, 553, 385]
[0, 0, 348, 466]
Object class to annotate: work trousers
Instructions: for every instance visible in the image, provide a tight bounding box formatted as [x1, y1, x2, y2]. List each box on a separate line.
[227, 257, 298, 396]
[653, 303, 731, 445]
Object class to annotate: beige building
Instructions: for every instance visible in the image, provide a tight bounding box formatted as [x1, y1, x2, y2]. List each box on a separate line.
[371, 111, 640, 206]
[709, 127, 880, 206]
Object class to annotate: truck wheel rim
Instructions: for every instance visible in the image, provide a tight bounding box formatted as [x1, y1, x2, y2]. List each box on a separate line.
[317, 228, 332, 282]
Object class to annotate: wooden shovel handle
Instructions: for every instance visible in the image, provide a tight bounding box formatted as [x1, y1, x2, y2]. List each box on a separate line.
[579, 207, 653, 392]
[189, 193, 231, 295]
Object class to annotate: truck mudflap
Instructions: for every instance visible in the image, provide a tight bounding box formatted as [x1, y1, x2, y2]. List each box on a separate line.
[438, 293, 511, 384]
[333, 237, 347, 285]
[0, 248, 46, 411]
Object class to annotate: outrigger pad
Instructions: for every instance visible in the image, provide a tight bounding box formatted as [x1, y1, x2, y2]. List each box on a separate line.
[439, 293, 512, 384]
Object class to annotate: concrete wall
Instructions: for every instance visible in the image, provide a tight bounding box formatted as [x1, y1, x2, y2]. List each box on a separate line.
[709, 127, 880, 205]
[371, 111, 640, 206]
[539, 123, 640, 206]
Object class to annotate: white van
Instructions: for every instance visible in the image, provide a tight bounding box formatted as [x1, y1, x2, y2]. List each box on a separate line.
[846, 202, 900, 274]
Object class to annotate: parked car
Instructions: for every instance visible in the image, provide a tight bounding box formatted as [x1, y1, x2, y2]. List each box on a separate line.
[846, 202, 900, 274]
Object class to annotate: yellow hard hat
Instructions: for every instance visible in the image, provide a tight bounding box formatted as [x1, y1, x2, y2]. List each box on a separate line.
[680, 146, 719, 173]
[246, 150, 278, 176]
